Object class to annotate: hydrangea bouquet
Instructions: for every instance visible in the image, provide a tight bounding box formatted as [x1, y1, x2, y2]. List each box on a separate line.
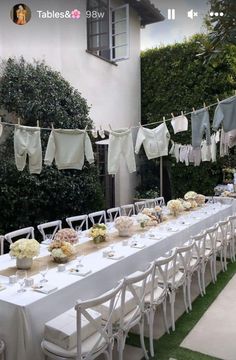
[10, 239, 40, 259]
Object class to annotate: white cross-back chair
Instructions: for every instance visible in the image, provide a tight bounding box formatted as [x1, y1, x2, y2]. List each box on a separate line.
[4, 227, 35, 245]
[37, 220, 62, 242]
[205, 225, 221, 283]
[217, 219, 231, 271]
[107, 207, 121, 222]
[145, 199, 156, 209]
[0, 339, 5, 360]
[41, 280, 124, 360]
[88, 211, 107, 225]
[205, 196, 214, 203]
[155, 197, 165, 206]
[66, 215, 89, 231]
[134, 201, 146, 214]
[142, 252, 176, 356]
[0, 236, 5, 255]
[228, 215, 236, 262]
[120, 204, 135, 217]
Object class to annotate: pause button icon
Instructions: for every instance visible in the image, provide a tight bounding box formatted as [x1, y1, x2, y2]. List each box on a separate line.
[168, 8, 175, 20]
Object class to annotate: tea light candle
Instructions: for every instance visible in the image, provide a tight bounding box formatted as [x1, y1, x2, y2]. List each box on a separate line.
[25, 278, 34, 287]
[9, 275, 17, 284]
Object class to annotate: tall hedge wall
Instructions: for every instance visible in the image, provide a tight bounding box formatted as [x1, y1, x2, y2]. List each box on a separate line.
[141, 34, 236, 198]
[0, 58, 104, 235]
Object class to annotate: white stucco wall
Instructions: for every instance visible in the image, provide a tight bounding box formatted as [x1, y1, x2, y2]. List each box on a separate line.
[0, 0, 141, 206]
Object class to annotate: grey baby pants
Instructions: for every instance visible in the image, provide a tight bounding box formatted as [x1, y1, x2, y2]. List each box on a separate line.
[191, 108, 211, 148]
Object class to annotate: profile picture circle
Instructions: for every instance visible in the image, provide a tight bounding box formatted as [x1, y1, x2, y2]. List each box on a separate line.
[11, 4, 31, 25]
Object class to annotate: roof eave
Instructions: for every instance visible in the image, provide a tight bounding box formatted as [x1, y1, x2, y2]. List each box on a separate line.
[125, 0, 165, 26]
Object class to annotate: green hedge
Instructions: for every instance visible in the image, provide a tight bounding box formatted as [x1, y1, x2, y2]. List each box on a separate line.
[0, 58, 104, 234]
[141, 34, 236, 198]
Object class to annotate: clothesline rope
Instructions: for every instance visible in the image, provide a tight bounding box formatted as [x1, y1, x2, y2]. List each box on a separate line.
[0, 96, 235, 133]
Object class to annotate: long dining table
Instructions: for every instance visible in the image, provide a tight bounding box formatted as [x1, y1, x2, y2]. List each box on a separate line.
[0, 200, 234, 360]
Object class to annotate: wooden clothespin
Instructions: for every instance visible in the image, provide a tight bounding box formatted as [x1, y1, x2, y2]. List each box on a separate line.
[217, 96, 220, 104]
[18, 118, 21, 125]
[192, 107, 196, 112]
[171, 113, 174, 118]
[234, 90, 236, 96]
[51, 123, 54, 129]
[203, 102, 207, 109]
[181, 111, 184, 116]
[37, 120, 39, 127]
[138, 122, 141, 127]
[163, 116, 166, 123]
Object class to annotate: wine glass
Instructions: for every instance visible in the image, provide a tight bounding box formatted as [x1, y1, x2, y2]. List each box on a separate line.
[75, 226, 82, 236]
[40, 264, 48, 283]
[76, 254, 85, 268]
[16, 270, 27, 293]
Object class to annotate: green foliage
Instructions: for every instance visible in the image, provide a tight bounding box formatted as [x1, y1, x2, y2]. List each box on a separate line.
[141, 35, 236, 199]
[0, 58, 104, 234]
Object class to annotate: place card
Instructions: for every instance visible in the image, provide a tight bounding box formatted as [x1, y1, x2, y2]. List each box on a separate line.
[130, 243, 145, 249]
[69, 268, 92, 276]
[32, 284, 58, 294]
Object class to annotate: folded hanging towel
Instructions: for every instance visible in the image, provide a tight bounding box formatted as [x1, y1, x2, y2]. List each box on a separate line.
[44, 129, 94, 170]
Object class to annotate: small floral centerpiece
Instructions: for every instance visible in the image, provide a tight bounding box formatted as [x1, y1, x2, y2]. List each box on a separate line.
[167, 199, 183, 216]
[48, 240, 75, 263]
[54, 228, 78, 244]
[182, 200, 192, 211]
[114, 216, 133, 237]
[195, 194, 205, 206]
[142, 208, 159, 224]
[89, 224, 107, 244]
[184, 191, 198, 201]
[136, 213, 150, 228]
[10, 239, 40, 269]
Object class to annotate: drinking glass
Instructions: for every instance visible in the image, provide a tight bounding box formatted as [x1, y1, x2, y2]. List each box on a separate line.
[40, 264, 48, 283]
[75, 226, 82, 236]
[76, 254, 85, 268]
[44, 234, 53, 245]
[16, 270, 27, 293]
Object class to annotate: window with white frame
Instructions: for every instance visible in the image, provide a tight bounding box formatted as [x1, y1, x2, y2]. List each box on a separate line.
[87, 0, 129, 62]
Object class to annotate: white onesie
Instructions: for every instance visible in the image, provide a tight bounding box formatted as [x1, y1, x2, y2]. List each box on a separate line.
[108, 128, 136, 175]
[171, 115, 188, 134]
[201, 140, 211, 162]
[135, 123, 170, 159]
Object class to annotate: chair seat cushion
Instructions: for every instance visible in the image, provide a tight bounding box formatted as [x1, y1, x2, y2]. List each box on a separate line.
[95, 291, 137, 323]
[44, 308, 101, 350]
[144, 286, 166, 304]
[42, 331, 106, 358]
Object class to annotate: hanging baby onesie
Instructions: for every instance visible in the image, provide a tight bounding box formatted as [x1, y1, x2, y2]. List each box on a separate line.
[219, 128, 236, 157]
[14, 125, 42, 174]
[169, 141, 180, 163]
[213, 96, 236, 132]
[171, 115, 188, 134]
[135, 123, 170, 159]
[108, 128, 136, 175]
[188, 147, 201, 166]
[44, 129, 94, 170]
[179, 145, 190, 166]
[210, 134, 217, 162]
[201, 140, 211, 162]
[191, 108, 211, 148]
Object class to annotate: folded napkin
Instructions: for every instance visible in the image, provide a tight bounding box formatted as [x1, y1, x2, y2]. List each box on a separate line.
[131, 243, 146, 249]
[106, 253, 124, 260]
[167, 228, 179, 232]
[148, 235, 162, 240]
[32, 284, 58, 294]
[69, 268, 92, 277]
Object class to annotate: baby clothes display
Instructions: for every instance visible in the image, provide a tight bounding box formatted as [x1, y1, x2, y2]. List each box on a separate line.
[135, 123, 170, 159]
[169, 141, 180, 162]
[213, 96, 236, 132]
[44, 129, 94, 170]
[179, 145, 191, 166]
[220, 128, 236, 157]
[14, 125, 42, 174]
[108, 128, 136, 175]
[171, 114, 188, 134]
[191, 107, 211, 148]
[201, 140, 211, 162]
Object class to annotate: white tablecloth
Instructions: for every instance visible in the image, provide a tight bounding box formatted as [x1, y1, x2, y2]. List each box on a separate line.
[0, 202, 233, 360]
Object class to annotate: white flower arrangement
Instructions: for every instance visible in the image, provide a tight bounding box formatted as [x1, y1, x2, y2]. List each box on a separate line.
[182, 200, 192, 211]
[136, 213, 150, 228]
[89, 223, 107, 244]
[167, 199, 183, 216]
[184, 191, 198, 200]
[48, 240, 75, 262]
[114, 216, 133, 231]
[195, 194, 205, 206]
[10, 239, 40, 259]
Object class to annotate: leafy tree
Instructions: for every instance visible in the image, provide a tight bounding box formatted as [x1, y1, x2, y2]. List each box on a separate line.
[141, 34, 236, 199]
[0, 57, 104, 235]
